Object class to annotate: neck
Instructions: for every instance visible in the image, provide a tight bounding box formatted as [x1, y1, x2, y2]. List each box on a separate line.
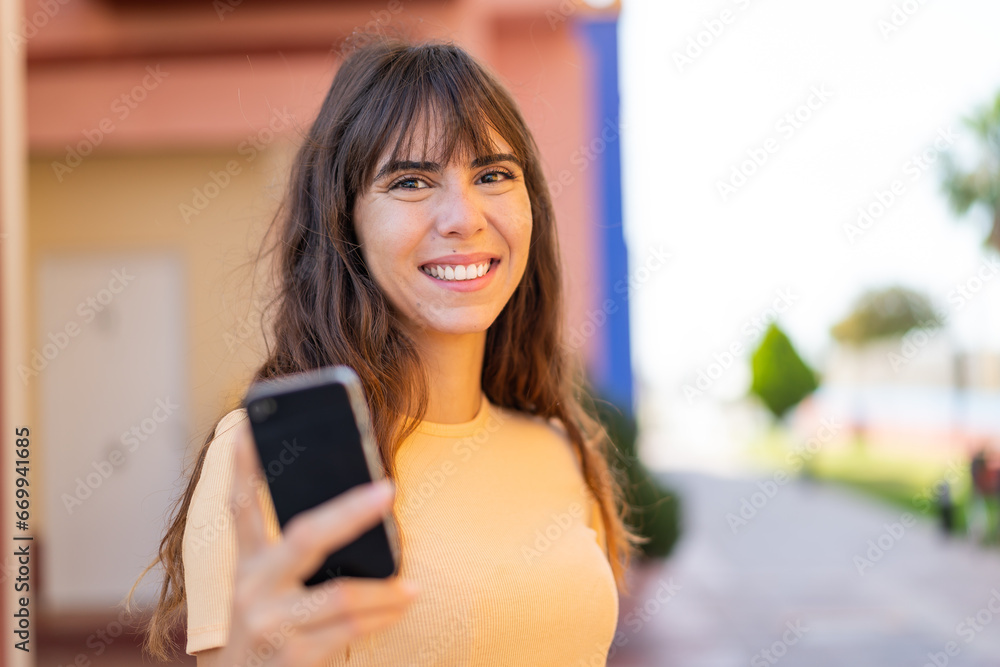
[413, 329, 486, 424]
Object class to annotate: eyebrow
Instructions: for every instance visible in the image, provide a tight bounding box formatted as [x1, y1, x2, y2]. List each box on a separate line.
[372, 152, 523, 183]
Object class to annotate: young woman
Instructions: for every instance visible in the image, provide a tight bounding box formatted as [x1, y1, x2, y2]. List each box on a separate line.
[132, 38, 643, 666]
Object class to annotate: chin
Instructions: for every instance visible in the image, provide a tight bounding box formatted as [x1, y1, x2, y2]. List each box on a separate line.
[414, 312, 497, 336]
[430, 320, 493, 336]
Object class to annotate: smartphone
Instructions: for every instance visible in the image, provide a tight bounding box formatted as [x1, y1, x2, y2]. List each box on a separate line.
[242, 365, 400, 585]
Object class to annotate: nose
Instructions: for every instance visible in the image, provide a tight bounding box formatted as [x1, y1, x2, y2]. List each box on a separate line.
[434, 180, 487, 238]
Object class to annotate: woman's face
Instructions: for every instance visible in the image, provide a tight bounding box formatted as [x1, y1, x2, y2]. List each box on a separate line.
[352, 126, 533, 338]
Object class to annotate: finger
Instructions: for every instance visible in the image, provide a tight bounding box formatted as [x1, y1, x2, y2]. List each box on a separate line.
[289, 577, 419, 632]
[230, 421, 269, 561]
[273, 481, 396, 584]
[226, 581, 413, 667]
[295, 600, 412, 665]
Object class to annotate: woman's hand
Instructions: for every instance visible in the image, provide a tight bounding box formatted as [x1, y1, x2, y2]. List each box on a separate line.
[201, 420, 418, 667]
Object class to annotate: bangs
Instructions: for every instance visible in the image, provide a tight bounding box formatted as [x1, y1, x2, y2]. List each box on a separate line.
[342, 43, 529, 196]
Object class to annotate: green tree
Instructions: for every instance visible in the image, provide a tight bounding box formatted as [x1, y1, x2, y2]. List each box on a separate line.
[750, 323, 819, 421]
[831, 286, 942, 346]
[941, 91, 1000, 252]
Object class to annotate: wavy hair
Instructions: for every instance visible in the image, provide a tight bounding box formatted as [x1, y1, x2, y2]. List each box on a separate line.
[129, 37, 644, 661]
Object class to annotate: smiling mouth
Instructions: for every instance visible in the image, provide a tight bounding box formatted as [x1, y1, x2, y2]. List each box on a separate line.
[420, 259, 496, 282]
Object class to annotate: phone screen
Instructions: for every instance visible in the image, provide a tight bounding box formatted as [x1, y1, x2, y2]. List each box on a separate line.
[244, 368, 398, 585]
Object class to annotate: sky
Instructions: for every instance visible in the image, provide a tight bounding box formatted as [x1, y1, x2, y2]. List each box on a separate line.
[618, 0, 1000, 412]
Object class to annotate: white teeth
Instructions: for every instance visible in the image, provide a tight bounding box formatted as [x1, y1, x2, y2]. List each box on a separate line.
[421, 260, 493, 282]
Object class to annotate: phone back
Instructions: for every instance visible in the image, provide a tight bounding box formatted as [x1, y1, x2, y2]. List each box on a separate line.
[244, 368, 398, 584]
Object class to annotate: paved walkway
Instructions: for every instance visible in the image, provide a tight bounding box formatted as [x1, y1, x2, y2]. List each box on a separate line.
[609, 472, 1000, 667]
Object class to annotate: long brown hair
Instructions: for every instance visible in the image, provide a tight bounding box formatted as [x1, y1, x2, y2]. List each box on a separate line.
[129, 37, 644, 661]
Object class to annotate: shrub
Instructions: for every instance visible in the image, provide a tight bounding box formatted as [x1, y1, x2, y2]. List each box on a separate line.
[750, 323, 819, 421]
[594, 399, 682, 560]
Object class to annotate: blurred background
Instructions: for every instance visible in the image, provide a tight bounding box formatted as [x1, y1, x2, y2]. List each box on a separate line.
[1, 0, 999, 665]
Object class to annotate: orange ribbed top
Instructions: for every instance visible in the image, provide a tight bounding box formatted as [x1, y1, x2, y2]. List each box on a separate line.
[182, 392, 619, 665]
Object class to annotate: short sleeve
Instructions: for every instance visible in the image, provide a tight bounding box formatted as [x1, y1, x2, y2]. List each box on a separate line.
[182, 408, 281, 655]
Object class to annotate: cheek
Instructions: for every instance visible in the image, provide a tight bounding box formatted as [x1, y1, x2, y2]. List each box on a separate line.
[356, 204, 402, 267]
[493, 186, 531, 234]
[507, 199, 533, 260]
[365, 225, 424, 297]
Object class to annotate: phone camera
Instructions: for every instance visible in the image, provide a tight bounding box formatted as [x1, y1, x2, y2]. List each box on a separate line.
[249, 398, 277, 423]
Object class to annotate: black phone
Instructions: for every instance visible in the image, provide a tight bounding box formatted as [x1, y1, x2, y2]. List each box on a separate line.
[242, 365, 400, 585]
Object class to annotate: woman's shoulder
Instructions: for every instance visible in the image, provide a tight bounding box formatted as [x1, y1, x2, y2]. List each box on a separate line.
[194, 408, 248, 482]
[489, 401, 570, 438]
[490, 402, 583, 469]
[214, 407, 248, 437]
